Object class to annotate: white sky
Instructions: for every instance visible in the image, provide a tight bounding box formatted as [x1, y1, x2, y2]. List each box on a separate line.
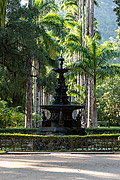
[21, 0, 28, 5]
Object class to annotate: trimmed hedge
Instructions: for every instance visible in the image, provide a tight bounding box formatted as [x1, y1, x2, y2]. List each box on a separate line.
[0, 128, 38, 134]
[0, 133, 120, 152]
[1, 127, 120, 135]
[86, 127, 120, 135]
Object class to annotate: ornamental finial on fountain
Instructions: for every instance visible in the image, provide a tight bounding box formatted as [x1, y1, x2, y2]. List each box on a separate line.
[58, 51, 64, 69]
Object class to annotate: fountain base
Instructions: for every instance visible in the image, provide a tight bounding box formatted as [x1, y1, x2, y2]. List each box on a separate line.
[37, 127, 86, 135]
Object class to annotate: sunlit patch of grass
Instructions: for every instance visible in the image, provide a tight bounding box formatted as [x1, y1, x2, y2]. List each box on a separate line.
[0, 150, 6, 153]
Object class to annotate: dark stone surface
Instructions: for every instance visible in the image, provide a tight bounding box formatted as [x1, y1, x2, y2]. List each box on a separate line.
[36, 127, 86, 135]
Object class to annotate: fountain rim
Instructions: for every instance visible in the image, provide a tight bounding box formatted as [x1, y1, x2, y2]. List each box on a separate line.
[40, 104, 85, 110]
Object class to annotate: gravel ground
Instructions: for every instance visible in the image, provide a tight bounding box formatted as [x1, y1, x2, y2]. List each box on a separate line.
[0, 153, 120, 180]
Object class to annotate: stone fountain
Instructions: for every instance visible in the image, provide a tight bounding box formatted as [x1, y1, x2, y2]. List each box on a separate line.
[37, 55, 86, 135]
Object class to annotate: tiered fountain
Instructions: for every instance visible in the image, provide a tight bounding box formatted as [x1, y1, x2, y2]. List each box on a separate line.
[37, 55, 86, 135]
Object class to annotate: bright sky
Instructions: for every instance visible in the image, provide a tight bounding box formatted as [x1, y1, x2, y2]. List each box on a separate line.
[21, 0, 27, 5]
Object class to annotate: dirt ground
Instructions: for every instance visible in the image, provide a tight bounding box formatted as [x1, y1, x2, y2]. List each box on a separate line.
[0, 153, 120, 180]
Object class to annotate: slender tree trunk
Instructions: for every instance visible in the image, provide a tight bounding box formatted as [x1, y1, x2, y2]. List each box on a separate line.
[84, 0, 90, 127]
[25, 0, 33, 128]
[93, 96, 97, 127]
[89, 0, 94, 38]
[93, 76, 98, 127]
[86, 76, 90, 127]
[82, 0, 85, 46]
[85, 0, 90, 36]
[79, 0, 82, 20]
[84, 74, 88, 127]
[25, 59, 32, 128]
[33, 59, 39, 127]
[33, 60, 37, 113]
[88, 0, 95, 127]
[90, 85, 94, 127]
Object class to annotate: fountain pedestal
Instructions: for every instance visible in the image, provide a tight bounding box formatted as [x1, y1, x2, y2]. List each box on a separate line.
[37, 56, 86, 135]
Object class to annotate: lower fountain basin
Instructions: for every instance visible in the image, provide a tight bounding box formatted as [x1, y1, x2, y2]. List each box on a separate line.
[36, 104, 86, 135]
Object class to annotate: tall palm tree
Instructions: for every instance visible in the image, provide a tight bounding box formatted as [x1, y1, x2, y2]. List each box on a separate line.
[60, 0, 100, 127]
[65, 34, 119, 127]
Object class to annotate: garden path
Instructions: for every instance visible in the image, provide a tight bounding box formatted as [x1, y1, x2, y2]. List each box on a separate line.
[0, 153, 120, 180]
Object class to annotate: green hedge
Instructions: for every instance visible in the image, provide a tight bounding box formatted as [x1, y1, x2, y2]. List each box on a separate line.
[86, 127, 120, 134]
[1, 127, 120, 135]
[0, 128, 38, 134]
[0, 133, 120, 152]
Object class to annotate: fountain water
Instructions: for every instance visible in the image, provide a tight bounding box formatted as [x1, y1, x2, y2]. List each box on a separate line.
[37, 56, 86, 135]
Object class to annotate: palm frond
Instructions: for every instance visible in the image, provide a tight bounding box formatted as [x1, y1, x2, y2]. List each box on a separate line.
[66, 33, 81, 44]
[60, 0, 77, 11]
[94, 0, 100, 7]
[97, 63, 120, 79]
[35, 0, 59, 14]
[64, 12, 76, 21]
[40, 13, 64, 37]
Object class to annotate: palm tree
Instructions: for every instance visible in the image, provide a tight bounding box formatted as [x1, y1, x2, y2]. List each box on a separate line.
[60, 0, 100, 127]
[65, 34, 119, 127]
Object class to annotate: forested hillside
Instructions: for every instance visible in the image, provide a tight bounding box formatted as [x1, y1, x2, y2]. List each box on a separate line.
[56, 0, 118, 41]
[95, 0, 118, 41]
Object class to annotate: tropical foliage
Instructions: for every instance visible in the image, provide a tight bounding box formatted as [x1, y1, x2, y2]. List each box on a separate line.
[0, 99, 24, 128]
[97, 75, 120, 126]
[0, 0, 119, 128]
[65, 34, 120, 126]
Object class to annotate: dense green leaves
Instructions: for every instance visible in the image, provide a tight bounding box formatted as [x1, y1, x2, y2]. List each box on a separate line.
[0, 0, 119, 129]
[97, 75, 120, 125]
[0, 0, 62, 109]
[0, 99, 24, 128]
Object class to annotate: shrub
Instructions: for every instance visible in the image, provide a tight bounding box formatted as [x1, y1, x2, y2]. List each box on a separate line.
[0, 100, 24, 128]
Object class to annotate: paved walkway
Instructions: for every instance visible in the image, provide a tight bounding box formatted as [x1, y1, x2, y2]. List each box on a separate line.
[0, 153, 120, 180]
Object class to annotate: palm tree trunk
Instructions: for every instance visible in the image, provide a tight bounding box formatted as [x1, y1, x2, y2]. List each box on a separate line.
[82, 0, 85, 46]
[85, 0, 90, 36]
[87, 0, 95, 127]
[93, 75, 98, 127]
[89, 76, 93, 125]
[93, 96, 97, 127]
[87, 76, 90, 127]
[84, 0, 90, 127]
[89, 0, 94, 38]
[79, 0, 82, 20]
